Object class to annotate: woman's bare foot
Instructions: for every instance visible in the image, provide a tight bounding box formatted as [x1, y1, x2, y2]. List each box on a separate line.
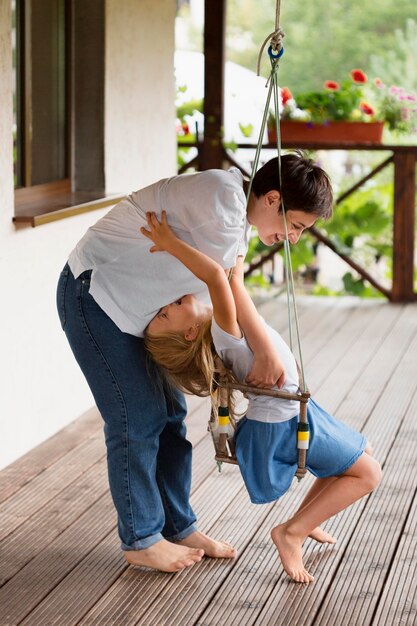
[271, 525, 314, 584]
[177, 531, 237, 559]
[309, 527, 337, 544]
[123, 539, 204, 573]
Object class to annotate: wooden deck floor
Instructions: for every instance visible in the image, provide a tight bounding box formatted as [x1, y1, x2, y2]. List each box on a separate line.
[1, 297, 417, 626]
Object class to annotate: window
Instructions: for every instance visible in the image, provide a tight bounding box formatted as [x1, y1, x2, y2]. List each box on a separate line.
[13, 0, 109, 226]
[13, 0, 69, 189]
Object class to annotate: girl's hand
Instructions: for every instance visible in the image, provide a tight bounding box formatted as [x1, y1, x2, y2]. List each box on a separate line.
[246, 352, 286, 389]
[140, 211, 177, 252]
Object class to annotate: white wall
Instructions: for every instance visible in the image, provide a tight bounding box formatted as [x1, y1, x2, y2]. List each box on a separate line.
[0, 0, 176, 469]
[105, 0, 177, 192]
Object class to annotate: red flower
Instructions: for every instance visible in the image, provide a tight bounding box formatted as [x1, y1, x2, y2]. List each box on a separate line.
[281, 87, 293, 105]
[374, 78, 384, 89]
[350, 69, 367, 84]
[324, 80, 340, 91]
[360, 101, 375, 115]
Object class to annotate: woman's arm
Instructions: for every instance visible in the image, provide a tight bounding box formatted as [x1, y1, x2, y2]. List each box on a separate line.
[229, 256, 286, 388]
[141, 212, 241, 337]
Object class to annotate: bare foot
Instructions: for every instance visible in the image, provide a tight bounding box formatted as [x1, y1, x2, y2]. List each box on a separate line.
[177, 531, 237, 559]
[271, 525, 314, 584]
[309, 527, 337, 544]
[123, 539, 204, 573]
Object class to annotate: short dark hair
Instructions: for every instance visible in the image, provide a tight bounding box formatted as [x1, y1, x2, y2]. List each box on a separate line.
[251, 151, 333, 220]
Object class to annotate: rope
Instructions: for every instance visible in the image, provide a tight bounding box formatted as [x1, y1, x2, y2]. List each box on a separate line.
[269, 51, 307, 392]
[256, 0, 284, 76]
[214, 1, 310, 478]
[256, 29, 285, 76]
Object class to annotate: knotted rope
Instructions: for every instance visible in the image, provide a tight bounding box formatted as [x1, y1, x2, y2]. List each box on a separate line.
[256, 0, 285, 75]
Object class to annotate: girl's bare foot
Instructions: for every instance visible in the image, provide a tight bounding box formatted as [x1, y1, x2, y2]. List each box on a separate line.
[309, 526, 337, 544]
[271, 525, 314, 584]
[123, 539, 204, 573]
[177, 531, 237, 559]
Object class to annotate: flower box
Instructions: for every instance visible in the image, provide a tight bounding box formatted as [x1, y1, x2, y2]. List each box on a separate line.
[268, 120, 384, 145]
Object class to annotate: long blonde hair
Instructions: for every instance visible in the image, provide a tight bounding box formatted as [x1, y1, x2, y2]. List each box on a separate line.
[144, 319, 240, 419]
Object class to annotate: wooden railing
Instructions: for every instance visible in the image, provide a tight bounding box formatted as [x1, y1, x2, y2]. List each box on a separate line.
[178, 140, 417, 303]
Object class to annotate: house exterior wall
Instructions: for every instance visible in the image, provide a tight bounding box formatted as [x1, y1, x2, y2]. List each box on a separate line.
[0, 0, 176, 470]
[105, 0, 177, 192]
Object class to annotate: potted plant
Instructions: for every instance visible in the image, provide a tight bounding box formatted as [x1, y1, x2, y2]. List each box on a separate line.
[268, 69, 417, 144]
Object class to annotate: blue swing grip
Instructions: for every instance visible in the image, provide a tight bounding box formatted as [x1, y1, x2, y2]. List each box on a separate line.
[268, 45, 284, 60]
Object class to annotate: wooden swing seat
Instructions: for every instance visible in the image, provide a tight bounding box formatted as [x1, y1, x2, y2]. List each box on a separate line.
[209, 377, 310, 480]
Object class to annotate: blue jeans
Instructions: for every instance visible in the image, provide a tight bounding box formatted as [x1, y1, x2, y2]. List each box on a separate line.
[56, 264, 197, 550]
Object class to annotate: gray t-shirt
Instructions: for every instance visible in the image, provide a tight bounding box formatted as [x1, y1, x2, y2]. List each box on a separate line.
[211, 318, 300, 423]
[69, 168, 251, 336]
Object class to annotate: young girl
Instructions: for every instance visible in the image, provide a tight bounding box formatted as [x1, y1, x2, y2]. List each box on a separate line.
[142, 211, 382, 584]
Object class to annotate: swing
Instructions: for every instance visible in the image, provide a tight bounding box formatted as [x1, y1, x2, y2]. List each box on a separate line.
[208, 0, 311, 481]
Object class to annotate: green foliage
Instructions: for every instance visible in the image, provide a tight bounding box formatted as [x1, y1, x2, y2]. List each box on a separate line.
[176, 98, 203, 122]
[238, 122, 254, 137]
[245, 273, 272, 288]
[293, 80, 363, 123]
[319, 182, 394, 295]
[342, 273, 384, 298]
[246, 232, 316, 274]
[370, 19, 417, 94]
[322, 183, 392, 257]
[226, 0, 417, 96]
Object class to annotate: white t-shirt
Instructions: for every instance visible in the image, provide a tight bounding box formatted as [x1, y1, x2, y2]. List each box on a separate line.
[211, 318, 300, 423]
[68, 168, 251, 336]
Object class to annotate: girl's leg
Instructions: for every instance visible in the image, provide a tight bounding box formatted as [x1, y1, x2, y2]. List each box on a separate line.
[295, 442, 374, 544]
[272, 451, 382, 583]
[57, 266, 203, 572]
[295, 477, 338, 544]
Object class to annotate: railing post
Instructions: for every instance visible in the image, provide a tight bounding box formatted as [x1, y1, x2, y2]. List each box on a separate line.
[392, 150, 416, 302]
[200, 0, 226, 171]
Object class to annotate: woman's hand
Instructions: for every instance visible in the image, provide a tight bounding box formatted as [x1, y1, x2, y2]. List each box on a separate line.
[245, 352, 286, 389]
[140, 211, 177, 253]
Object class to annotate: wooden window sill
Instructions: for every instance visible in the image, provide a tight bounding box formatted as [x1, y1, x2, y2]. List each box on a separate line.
[13, 183, 125, 227]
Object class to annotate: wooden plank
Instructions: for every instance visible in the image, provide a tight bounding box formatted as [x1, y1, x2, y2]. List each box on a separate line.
[304, 298, 391, 390]
[0, 492, 117, 624]
[372, 489, 417, 626]
[0, 423, 218, 591]
[322, 304, 416, 434]
[0, 457, 108, 586]
[192, 481, 315, 626]
[136, 490, 280, 626]
[76, 485, 287, 625]
[0, 432, 106, 542]
[0, 417, 235, 624]
[185, 395, 212, 447]
[311, 303, 403, 414]
[310, 400, 417, 626]
[19, 533, 127, 626]
[18, 461, 243, 625]
[0, 407, 101, 504]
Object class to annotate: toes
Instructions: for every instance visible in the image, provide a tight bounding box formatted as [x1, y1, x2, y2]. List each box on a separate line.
[191, 548, 205, 557]
[288, 568, 314, 584]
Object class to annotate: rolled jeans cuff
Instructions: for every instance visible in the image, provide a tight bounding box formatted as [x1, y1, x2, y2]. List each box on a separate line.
[165, 522, 198, 543]
[121, 532, 165, 551]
